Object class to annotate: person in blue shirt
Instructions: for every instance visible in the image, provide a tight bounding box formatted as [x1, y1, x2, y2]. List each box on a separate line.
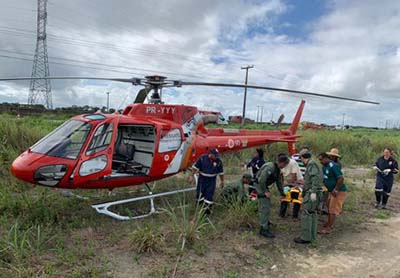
[246, 148, 265, 176]
[190, 148, 224, 215]
[374, 148, 399, 209]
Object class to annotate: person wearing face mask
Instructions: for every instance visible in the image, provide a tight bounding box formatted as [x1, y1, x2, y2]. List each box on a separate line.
[374, 148, 399, 209]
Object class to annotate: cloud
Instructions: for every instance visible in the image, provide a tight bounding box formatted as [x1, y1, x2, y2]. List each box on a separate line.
[0, 0, 399, 127]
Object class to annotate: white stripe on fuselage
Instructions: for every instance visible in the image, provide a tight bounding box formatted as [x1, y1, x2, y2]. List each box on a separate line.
[163, 113, 201, 175]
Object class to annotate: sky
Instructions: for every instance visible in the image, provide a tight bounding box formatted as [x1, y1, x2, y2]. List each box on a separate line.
[0, 0, 399, 127]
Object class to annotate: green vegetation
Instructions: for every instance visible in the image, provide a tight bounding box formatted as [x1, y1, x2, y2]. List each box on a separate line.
[0, 113, 399, 277]
[129, 225, 164, 254]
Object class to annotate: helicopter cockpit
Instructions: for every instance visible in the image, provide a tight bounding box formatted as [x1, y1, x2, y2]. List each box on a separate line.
[30, 119, 92, 160]
[24, 114, 156, 188]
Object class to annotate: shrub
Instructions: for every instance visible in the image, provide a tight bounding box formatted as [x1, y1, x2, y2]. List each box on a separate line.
[129, 225, 164, 254]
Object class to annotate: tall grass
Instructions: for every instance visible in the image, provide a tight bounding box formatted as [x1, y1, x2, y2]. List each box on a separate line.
[220, 197, 258, 229]
[0, 221, 53, 267]
[218, 128, 400, 167]
[129, 225, 164, 254]
[163, 195, 214, 277]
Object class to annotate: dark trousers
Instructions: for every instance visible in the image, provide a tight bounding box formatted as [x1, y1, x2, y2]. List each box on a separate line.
[280, 202, 301, 218]
[196, 175, 217, 204]
[375, 176, 393, 205]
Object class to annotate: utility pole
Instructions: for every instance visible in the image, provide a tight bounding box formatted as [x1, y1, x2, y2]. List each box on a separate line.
[256, 105, 260, 123]
[29, 0, 52, 109]
[240, 65, 254, 127]
[106, 92, 110, 112]
[342, 113, 346, 130]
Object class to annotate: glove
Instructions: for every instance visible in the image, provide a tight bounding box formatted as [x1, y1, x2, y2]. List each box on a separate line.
[383, 169, 391, 175]
[249, 192, 257, 200]
[310, 192, 317, 202]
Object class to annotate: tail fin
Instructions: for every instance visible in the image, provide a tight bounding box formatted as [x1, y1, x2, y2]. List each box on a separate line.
[289, 100, 305, 135]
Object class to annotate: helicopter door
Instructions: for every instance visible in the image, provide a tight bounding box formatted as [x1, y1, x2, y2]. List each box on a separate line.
[73, 118, 119, 184]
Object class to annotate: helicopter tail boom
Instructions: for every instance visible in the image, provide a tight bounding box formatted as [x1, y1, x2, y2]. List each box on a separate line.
[289, 100, 305, 135]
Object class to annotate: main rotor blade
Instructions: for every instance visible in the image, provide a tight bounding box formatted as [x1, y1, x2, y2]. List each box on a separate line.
[134, 88, 151, 103]
[180, 81, 379, 105]
[0, 76, 143, 84]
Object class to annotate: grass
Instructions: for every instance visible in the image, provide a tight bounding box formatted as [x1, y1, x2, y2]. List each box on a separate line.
[375, 210, 391, 220]
[129, 225, 164, 254]
[220, 198, 258, 229]
[0, 113, 400, 276]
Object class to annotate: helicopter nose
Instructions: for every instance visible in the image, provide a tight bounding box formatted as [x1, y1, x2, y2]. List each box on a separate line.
[10, 151, 35, 183]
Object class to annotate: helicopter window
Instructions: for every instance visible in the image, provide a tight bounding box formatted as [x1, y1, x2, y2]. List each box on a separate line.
[31, 120, 92, 160]
[86, 123, 114, 155]
[159, 129, 182, 153]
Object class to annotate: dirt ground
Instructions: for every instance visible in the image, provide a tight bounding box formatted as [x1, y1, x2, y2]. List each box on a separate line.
[98, 167, 400, 278]
[290, 215, 400, 278]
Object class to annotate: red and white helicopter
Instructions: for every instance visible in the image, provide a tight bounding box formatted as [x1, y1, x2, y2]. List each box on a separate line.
[1, 75, 378, 219]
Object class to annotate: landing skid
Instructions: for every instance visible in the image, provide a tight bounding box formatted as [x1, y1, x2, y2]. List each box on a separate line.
[91, 186, 196, 221]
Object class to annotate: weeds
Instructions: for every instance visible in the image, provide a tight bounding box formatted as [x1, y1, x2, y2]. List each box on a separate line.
[0, 221, 53, 267]
[164, 196, 213, 250]
[163, 195, 214, 277]
[224, 271, 241, 278]
[221, 198, 258, 229]
[129, 225, 164, 254]
[375, 210, 391, 220]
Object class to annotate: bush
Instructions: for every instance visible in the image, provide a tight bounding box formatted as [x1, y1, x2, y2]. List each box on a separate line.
[164, 196, 213, 250]
[221, 198, 258, 229]
[129, 225, 164, 254]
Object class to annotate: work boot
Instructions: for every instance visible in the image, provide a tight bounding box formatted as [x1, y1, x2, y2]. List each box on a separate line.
[382, 194, 389, 208]
[375, 202, 380, 209]
[259, 228, 275, 238]
[293, 237, 311, 244]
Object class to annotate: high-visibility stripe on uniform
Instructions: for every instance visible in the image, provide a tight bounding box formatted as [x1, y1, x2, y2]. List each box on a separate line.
[199, 171, 223, 177]
[200, 172, 217, 177]
[204, 199, 213, 204]
[375, 188, 384, 192]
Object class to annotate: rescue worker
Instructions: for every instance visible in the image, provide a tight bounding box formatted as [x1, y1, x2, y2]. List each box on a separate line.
[294, 150, 322, 244]
[190, 148, 224, 215]
[279, 154, 303, 219]
[246, 148, 265, 176]
[292, 145, 310, 176]
[246, 148, 265, 197]
[318, 152, 347, 235]
[374, 148, 399, 209]
[254, 154, 288, 238]
[222, 173, 253, 203]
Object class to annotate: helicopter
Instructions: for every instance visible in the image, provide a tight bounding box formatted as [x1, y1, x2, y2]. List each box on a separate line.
[1, 75, 378, 219]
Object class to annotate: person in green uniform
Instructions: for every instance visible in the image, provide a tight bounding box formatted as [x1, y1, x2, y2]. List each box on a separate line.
[294, 150, 323, 244]
[222, 173, 253, 203]
[254, 154, 288, 238]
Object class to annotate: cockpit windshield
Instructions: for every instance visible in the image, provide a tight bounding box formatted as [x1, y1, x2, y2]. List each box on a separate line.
[31, 120, 92, 160]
